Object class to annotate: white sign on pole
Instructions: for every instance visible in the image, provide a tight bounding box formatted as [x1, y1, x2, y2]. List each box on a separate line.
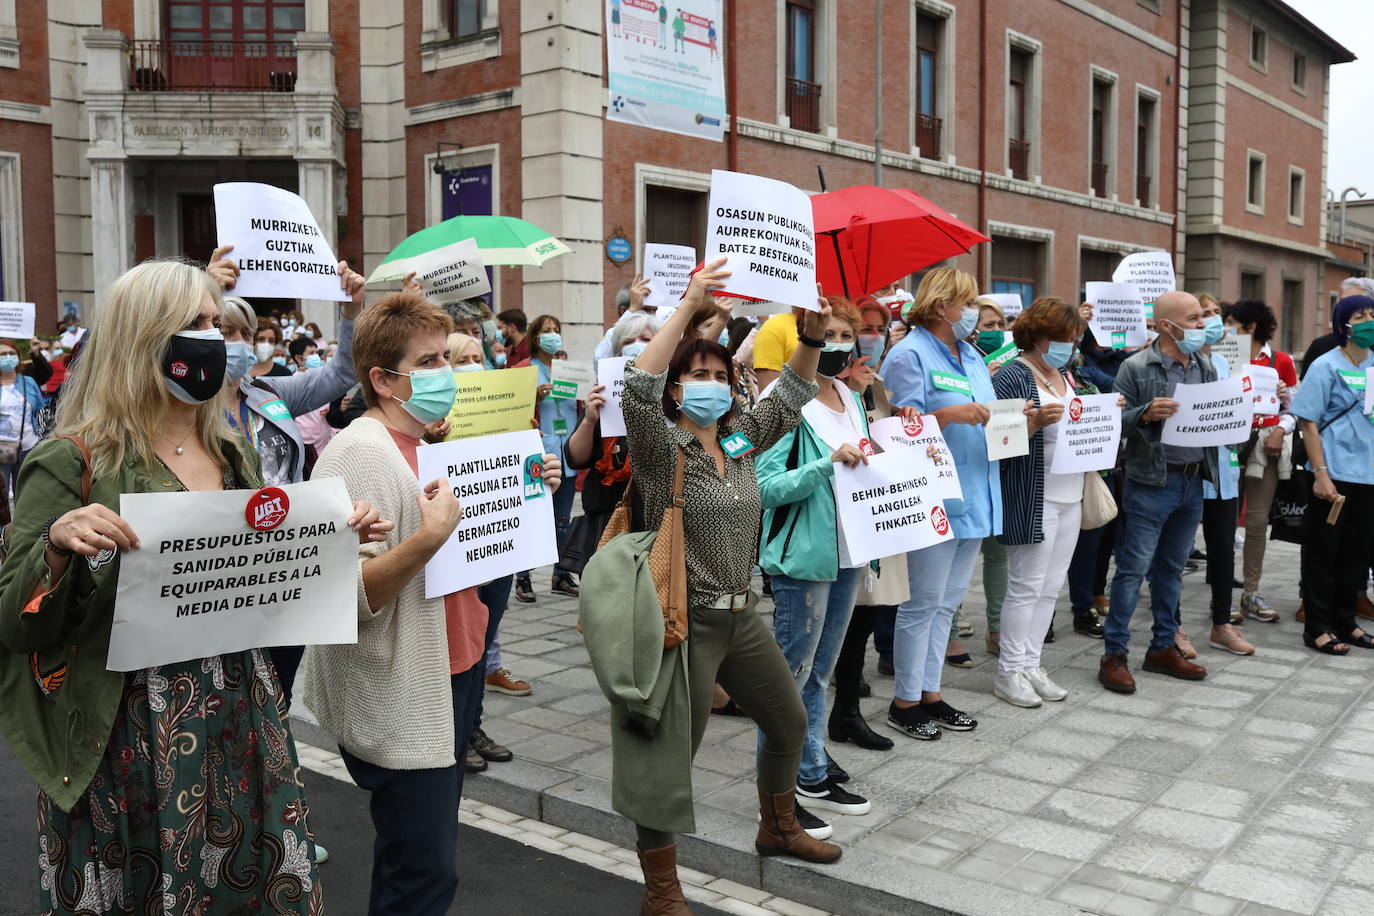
[705, 170, 818, 309]
[1086, 282, 1149, 349]
[605, 0, 726, 141]
[985, 398, 1029, 460]
[832, 450, 954, 567]
[108, 478, 358, 672]
[1209, 334, 1251, 376]
[867, 414, 962, 502]
[550, 361, 596, 400]
[985, 293, 1024, 320]
[407, 238, 491, 303]
[418, 429, 557, 598]
[213, 182, 349, 301]
[0, 301, 35, 338]
[643, 243, 697, 308]
[598, 356, 628, 437]
[1241, 364, 1280, 416]
[1162, 376, 1255, 448]
[1050, 394, 1122, 473]
[1112, 250, 1176, 304]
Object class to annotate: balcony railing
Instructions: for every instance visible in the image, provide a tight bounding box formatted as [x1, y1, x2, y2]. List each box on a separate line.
[1091, 160, 1109, 198]
[129, 40, 297, 92]
[786, 76, 822, 133]
[915, 112, 942, 157]
[1009, 138, 1031, 180]
[1136, 172, 1152, 206]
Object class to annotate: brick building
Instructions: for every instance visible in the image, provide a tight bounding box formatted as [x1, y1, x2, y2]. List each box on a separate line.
[0, 0, 1353, 354]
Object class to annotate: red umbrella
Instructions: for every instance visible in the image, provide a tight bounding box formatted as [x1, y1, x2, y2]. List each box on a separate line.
[811, 185, 990, 298]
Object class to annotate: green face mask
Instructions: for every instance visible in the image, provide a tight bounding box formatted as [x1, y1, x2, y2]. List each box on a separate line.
[976, 330, 1006, 355]
[1351, 320, 1374, 350]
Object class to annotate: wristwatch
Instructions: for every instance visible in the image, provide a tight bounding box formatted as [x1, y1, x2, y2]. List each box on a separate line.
[41, 517, 72, 556]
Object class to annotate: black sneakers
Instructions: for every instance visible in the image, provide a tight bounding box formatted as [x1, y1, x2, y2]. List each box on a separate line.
[796, 779, 872, 816]
[795, 803, 833, 840]
[886, 701, 942, 740]
[921, 699, 978, 732]
[514, 575, 536, 603]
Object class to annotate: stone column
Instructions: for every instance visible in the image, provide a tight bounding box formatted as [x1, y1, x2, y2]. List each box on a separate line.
[293, 30, 344, 330]
[297, 157, 339, 329]
[88, 158, 134, 314]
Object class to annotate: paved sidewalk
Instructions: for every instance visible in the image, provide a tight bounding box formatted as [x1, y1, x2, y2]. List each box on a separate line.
[350, 539, 1374, 915]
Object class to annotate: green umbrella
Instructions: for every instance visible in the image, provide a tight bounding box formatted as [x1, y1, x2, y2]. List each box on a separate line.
[368, 214, 572, 282]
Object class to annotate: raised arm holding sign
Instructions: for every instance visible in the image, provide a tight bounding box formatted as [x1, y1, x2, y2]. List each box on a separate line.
[406, 237, 492, 303]
[213, 182, 350, 301]
[643, 243, 697, 308]
[704, 169, 818, 309]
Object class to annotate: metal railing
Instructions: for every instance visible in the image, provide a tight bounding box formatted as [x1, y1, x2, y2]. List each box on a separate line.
[915, 112, 942, 157]
[1136, 172, 1153, 206]
[786, 76, 822, 133]
[129, 40, 297, 92]
[1091, 160, 1109, 198]
[1009, 138, 1031, 180]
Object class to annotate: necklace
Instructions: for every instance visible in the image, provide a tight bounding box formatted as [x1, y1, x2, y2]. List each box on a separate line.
[163, 426, 195, 456]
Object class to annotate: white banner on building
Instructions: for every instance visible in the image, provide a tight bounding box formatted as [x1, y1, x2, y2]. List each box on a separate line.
[832, 450, 954, 567]
[643, 243, 697, 308]
[1112, 250, 1176, 303]
[605, 0, 726, 141]
[1162, 377, 1255, 448]
[213, 182, 350, 301]
[705, 170, 818, 309]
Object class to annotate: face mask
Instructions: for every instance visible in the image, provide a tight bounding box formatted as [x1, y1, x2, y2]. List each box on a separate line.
[253, 342, 275, 363]
[950, 306, 979, 340]
[1145, 329, 1159, 344]
[0, 354, 18, 372]
[493, 351, 508, 368]
[162, 328, 227, 404]
[538, 332, 562, 355]
[1350, 320, 1374, 349]
[857, 332, 886, 364]
[1166, 320, 1207, 355]
[621, 341, 648, 359]
[273, 355, 287, 367]
[387, 365, 458, 423]
[1202, 314, 1226, 346]
[817, 341, 855, 378]
[279, 318, 289, 328]
[454, 362, 485, 373]
[718, 329, 730, 347]
[976, 330, 1005, 355]
[1043, 341, 1075, 370]
[481, 319, 497, 342]
[53, 348, 64, 357]
[304, 353, 323, 370]
[677, 380, 733, 427]
[225, 341, 255, 381]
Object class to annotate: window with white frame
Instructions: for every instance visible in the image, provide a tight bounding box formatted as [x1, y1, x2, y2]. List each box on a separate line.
[1292, 50, 1307, 93]
[1006, 35, 1041, 182]
[1090, 72, 1116, 199]
[1288, 167, 1305, 224]
[1135, 91, 1159, 207]
[1246, 152, 1265, 213]
[1250, 23, 1267, 70]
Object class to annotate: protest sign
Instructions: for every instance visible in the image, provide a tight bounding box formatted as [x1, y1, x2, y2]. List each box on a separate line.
[1112, 250, 1176, 304]
[0, 301, 35, 338]
[705, 170, 818, 309]
[643, 243, 697, 307]
[1050, 394, 1122, 473]
[985, 399, 1029, 460]
[729, 299, 791, 318]
[213, 182, 349, 301]
[598, 356, 628, 437]
[985, 293, 1024, 320]
[442, 365, 538, 441]
[1210, 334, 1252, 376]
[108, 477, 358, 671]
[406, 237, 491, 303]
[1086, 281, 1148, 349]
[832, 450, 954, 567]
[605, 0, 726, 141]
[418, 429, 558, 597]
[867, 414, 962, 502]
[550, 361, 596, 400]
[1367, 368, 1374, 416]
[1162, 376, 1254, 448]
[1240, 363, 1280, 416]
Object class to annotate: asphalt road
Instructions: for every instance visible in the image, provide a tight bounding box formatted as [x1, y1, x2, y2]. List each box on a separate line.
[0, 738, 724, 915]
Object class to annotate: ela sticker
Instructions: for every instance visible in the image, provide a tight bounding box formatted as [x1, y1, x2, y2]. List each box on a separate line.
[522, 455, 546, 499]
[721, 431, 756, 459]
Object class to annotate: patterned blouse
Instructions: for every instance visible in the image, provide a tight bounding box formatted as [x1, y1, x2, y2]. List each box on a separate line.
[622, 361, 817, 606]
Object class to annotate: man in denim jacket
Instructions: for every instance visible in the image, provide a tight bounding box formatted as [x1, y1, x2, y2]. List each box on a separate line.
[1100, 291, 1218, 694]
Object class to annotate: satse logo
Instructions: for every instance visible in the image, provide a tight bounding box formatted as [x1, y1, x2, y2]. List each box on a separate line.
[1068, 398, 1084, 422]
[931, 505, 950, 536]
[902, 415, 924, 437]
[246, 487, 290, 531]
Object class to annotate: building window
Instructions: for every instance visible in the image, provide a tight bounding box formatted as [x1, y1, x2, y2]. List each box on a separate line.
[1250, 23, 1267, 69]
[1288, 168, 1305, 223]
[1136, 93, 1158, 206]
[1008, 46, 1033, 180]
[1090, 76, 1114, 199]
[646, 185, 708, 256]
[1078, 248, 1116, 299]
[1292, 51, 1307, 92]
[785, 0, 821, 133]
[1240, 269, 1265, 302]
[914, 13, 942, 158]
[165, 0, 305, 43]
[1281, 278, 1302, 354]
[1246, 153, 1265, 213]
[991, 237, 1044, 303]
[448, 0, 486, 39]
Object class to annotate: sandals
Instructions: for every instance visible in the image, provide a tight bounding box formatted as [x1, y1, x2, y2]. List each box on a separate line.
[945, 652, 974, 669]
[1304, 632, 1351, 655]
[1346, 630, 1374, 650]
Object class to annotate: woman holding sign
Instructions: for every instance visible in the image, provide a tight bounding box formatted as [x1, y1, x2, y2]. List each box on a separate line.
[0, 260, 388, 913]
[1290, 294, 1374, 655]
[881, 267, 998, 739]
[615, 258, 839, 911]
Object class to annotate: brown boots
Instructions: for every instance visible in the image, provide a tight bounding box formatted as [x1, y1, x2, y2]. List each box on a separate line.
[637, 844, 691, 915]
[754, 786, 842, 863]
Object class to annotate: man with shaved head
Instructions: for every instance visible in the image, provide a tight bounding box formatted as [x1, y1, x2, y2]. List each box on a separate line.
[1099, 290, 1217, 694]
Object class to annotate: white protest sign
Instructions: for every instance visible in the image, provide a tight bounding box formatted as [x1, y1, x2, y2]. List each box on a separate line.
[1086, 282, 1148, 349]
[108, 478, 358, 671]
[1112, 250, 1176, 304]
[0, 301, 35, 338]
[867, 414, 962, 502]
[1241, 363, 1280, 416]
[213, 182, 349, 301]
[418, 429, 557, 598]
[1162, 376, 1254, 448]
[406, 237, 491, 303]
[832, 450, 954, 567]
[550, 361, 596, 400]
[705, 169, 818, 309]
[598, 356, 628, 437]
[1210, 334, 1251, 376]
[985, 399, 1029, 460]
[985, 293, 1024, 320]
[1050, 394, 1122, 473]
[1367, 368, 1374, 416]
[727, 299, 791, 318]
[643, 243, 697, 308]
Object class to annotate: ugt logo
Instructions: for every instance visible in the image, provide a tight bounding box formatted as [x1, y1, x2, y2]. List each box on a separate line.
[902, 414, 924, 437]
[522, 455, 546, 499]
[246, 487, 290, 531]
[931, 505, 950, 537]
[1068, 397, 1084, 422]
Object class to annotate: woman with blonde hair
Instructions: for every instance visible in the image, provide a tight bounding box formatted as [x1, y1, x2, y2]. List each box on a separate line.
[0, 259, 385, 913]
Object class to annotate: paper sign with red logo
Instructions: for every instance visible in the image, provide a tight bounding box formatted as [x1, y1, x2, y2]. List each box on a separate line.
[108, 477, 357, 672]
[831, 450, 954, 567]
[1240, 364, 1280, 417]
[858, 438, 875, 457]
[866, 415, 962, 504]
[1049, 393, 1123, 474]
[985, 398, 1029, 461]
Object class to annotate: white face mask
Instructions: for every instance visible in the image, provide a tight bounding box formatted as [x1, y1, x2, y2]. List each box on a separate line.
[253, 342, 275, 363]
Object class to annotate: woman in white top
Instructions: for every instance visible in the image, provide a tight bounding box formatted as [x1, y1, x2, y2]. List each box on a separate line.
[0, 339, 44, 498]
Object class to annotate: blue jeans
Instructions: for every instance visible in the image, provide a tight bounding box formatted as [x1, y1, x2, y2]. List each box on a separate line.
[1, 447, 27, 499]
[895, 538, 981, 701]
[473, 575, 514, 732]
[765, 567, 862, 787]
[1104, 474, 1205, 658]
[522, 477, 576, 577]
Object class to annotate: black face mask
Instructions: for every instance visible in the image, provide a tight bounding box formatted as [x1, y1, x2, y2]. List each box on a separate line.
[162, 330, 227, 404]
[816, 346, 854, 378]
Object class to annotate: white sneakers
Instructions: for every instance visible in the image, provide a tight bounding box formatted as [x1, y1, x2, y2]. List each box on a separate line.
[994, 668, 1069, 707]
[1023, 667, 1069, 702]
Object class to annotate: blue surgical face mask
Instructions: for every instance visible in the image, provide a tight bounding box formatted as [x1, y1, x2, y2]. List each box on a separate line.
[1202, 314, 1226, 345]
[481, 319, 498, 342]
[493, 351, 508, 368]
[718, 329, 730, 346]
[225, 341, 255, 381]
[677, 380, 733, 427]
[857, 332, 886, 364]
[1167, 320, 1208, 355]
[950, 306, 980, 340]
[453, 362, 485, 373]
[304, 353, 323, 370]
[621, 341, 648, 359]
[538, 332, 562, 355]
[1043, 341, 1075, 369]
[273, 355, 287, 367]
[0, 354, 19, 372]
[386, 365, 458, 423]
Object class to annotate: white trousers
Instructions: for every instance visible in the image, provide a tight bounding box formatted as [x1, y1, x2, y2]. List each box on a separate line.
[999, 499, 1083, 675]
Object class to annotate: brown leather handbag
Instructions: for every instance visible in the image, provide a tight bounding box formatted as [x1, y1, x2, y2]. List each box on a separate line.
[597, 447, 688, 648]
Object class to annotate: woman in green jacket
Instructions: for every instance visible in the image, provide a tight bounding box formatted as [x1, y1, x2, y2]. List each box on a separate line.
[0, 260, 384, 914]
